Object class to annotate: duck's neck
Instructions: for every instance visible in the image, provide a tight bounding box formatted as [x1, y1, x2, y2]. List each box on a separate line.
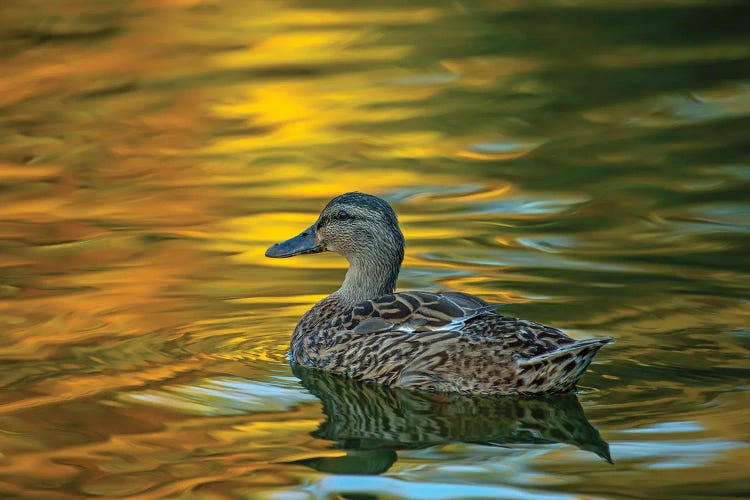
[335, 246, 402, 305]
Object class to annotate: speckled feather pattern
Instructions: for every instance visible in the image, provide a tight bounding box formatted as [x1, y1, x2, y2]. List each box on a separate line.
[291, 291, 611, 394]
[269, 192, 612, 395]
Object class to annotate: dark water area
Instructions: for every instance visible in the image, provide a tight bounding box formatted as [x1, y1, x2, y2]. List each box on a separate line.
[1, 1, 749, 498]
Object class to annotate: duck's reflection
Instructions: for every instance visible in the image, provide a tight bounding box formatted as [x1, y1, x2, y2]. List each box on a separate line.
[291, 365, 611, 475]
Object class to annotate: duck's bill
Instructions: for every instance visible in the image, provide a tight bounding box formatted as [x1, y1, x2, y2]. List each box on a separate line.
[265, 225, 325, 258]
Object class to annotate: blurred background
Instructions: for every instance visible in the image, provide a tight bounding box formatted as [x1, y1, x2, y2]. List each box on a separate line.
[0, 0, 748, 498]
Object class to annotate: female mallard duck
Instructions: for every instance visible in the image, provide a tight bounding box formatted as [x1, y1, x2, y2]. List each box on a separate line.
[266, 192, 611, 395]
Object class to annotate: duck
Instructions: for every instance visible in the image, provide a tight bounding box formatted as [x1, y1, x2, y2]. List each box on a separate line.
[265, 192, 612, 395]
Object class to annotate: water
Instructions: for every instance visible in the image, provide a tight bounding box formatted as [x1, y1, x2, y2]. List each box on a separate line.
[1, 0, 749, 498]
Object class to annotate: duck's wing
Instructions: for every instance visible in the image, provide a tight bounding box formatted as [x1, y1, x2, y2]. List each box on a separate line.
[328, 291, 578, 357]
[328, 291, 497, 334]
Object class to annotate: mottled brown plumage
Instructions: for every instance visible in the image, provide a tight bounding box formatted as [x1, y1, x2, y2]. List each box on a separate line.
[266, 192, 612, 395]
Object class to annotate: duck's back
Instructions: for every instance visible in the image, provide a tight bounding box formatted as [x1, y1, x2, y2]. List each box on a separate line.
[291, 291, 611, 395]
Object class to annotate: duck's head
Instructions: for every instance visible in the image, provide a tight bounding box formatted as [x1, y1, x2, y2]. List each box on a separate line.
[265, 192, 405, 266]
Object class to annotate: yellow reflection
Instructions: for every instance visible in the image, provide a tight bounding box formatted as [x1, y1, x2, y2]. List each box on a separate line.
[255, 8, 440, 27]
[442, 56, 539, 86]
[205, 80, 456, 157]
[231, 166, 456, 199]
[214, 30, 408, 68]
[457, 148, 536, 161]
[282, 450, 347, 461]
[229, 294, 325, 305]
[229, 419, 322, 436]
[0, 162, 62, 181]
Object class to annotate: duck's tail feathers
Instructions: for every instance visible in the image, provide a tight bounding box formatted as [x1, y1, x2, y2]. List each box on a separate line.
[516, 337, 613, 393]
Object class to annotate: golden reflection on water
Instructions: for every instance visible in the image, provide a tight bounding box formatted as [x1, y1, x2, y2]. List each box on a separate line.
[1, 0, 749, 498]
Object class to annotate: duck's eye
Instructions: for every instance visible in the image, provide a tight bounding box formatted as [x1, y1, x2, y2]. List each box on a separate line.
[335, 210, 354, 221]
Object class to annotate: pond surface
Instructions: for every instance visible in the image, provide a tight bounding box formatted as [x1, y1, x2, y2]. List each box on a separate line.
[1, 0, 749, 498]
